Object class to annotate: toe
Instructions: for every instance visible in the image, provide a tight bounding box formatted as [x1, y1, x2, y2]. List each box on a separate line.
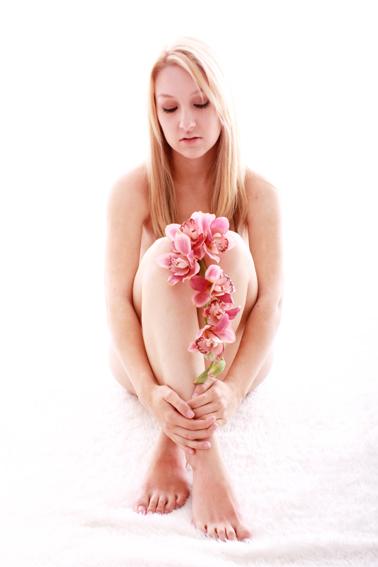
[207, 524, 217, 539]
[156, 495, 167, 514]
[147, 493, 159, 514]
[165, 495, 176, 514]
[134, 494, 149, 515]
[175, 493, 187, 509]
[201, 523, 208, 536]
[216, 526, 227, 542]
[225, 524, 237, 541]
[235, 524, 253, 541]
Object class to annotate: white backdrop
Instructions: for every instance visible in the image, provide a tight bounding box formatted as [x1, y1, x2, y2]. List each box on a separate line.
[1, 1, 377, 564]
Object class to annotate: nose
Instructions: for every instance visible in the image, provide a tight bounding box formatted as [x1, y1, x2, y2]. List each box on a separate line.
[179, 109, 196, 131]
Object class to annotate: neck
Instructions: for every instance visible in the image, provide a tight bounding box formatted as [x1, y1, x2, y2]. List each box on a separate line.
[170, 146, 217, 191]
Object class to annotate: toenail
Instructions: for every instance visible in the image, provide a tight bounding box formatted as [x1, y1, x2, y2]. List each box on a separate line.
[137, 506, 146, 514]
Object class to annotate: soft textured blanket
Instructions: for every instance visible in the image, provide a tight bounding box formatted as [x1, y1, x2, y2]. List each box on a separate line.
[2, 321, 377, 567]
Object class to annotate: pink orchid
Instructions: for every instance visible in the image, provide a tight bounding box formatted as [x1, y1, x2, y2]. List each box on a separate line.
[189, 264, 223, 307]
[190, 211, 237, 263]
[190, 266, 236, 307]
[158, 211, 241, 386]
[156, 249, 200, 285]
[188, 313, 236, 356]
[179, 217, 207, 260]
[156, 229, 201, 284]
[202, 296, 241, 325]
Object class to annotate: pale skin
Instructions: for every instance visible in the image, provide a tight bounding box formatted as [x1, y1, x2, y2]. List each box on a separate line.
[107, 64, 283, 542]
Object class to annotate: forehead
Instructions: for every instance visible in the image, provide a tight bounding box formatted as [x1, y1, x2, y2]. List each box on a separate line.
[155, 65, 203, 99]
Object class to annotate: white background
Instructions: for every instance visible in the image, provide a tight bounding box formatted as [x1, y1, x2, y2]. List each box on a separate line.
[1, 0, 377, 534]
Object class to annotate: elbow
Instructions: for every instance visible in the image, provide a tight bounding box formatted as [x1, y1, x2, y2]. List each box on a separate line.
[255, 294, 283, 314]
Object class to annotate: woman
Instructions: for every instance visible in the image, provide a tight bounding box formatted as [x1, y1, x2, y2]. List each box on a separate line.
[105, 36, 284, 542]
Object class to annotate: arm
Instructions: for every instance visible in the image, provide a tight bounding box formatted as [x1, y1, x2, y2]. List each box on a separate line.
[225, 172, 284, 400]
[105, 166, 157, 410]
[224, 297, 282, 400]
[106, 297, 158, 410]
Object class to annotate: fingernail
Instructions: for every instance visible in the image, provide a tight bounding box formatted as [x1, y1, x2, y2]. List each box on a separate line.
[187, 410, 195, 418]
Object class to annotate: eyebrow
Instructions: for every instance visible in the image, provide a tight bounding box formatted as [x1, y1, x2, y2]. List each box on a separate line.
[157, 89, 204, 98]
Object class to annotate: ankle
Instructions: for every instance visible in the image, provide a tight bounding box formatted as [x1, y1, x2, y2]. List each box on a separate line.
[156, 433, 185, 461]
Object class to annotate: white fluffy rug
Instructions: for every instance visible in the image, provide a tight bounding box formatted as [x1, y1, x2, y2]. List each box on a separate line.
[2, 323, 378, 567]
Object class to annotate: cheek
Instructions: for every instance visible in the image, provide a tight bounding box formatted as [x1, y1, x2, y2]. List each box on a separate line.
[207, 115, 222, 141]
[207, 111, 221, 132]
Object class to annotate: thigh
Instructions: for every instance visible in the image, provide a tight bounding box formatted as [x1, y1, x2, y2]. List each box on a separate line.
[132, 237, 168, 322]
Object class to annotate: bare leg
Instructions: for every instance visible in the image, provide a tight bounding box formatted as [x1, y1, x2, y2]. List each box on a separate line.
[110, 233, 265, 539]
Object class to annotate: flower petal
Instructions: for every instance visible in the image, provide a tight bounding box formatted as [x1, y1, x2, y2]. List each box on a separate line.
[212, 313, 235, 342]
[156, 253, 173, 268]
[210, 216, 229, 235]
[224, 230, 238, 251]
[205, 264, 223, 282]
[190, 275, 209, 291]
[192, 290, 211, 307]
[165, 223, 181, 241]
[174, 232, 192, 256]
[225, 306, 241, 320]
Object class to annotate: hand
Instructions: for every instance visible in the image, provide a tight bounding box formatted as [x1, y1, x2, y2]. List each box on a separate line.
[187, 376, 242, 426]
[146, 384, 218, 453]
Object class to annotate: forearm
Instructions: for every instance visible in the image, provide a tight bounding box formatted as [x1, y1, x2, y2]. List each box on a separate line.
[224, 299, 282, 400]
[106, 298, 158, 408]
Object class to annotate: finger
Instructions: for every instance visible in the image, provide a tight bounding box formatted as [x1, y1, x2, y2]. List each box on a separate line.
[174, 422, 217, 441]
[164, 389, 195, 418]
[192, 376, 217, 397]
[183, 447, 195, 457]
[187, 390, 213, 409]
[174, 414, 216, 430]
[192, 402, 218, 419]
[175, 435, 211, 449]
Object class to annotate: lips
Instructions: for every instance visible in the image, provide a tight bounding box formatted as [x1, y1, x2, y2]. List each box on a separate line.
[181, 136, 200, 140]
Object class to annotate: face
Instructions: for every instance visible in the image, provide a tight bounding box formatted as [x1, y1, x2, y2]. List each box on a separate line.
[155, 65, 222, 159]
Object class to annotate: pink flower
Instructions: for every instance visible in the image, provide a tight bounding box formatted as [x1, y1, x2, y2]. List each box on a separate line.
[179, 217, 207, 260]
[190, 266, 236, 307]
[188, 313, 236, 356]
[156, 229, 201, 284]
[190, 211, 236, 263]
[188, 326, 224, 357]
[156, 250, 200, 285]
[212, 271, 235, 296]
[203, 296, 241, 325]
[189, 264, 223, 307]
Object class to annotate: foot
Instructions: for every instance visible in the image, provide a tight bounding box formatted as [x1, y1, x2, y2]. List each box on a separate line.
[189, 435, 252, 542]
[133, 432, 191, 515]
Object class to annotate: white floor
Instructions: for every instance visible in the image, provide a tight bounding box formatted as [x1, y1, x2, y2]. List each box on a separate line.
[2, 289, 378, 566]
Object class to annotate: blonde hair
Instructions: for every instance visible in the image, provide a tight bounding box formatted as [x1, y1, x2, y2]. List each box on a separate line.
[146, 36, 248, 238]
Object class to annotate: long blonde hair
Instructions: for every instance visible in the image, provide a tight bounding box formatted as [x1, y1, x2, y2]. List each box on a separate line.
[146, 36, 249, 238]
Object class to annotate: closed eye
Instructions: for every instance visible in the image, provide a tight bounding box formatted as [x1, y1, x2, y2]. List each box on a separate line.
[162, 101, 210, 113]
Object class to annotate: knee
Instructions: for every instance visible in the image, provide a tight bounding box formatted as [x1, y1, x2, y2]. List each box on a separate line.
[227, 230, 248, 252]
[223, 230, 252, 266]
[141, 236, 171, 271]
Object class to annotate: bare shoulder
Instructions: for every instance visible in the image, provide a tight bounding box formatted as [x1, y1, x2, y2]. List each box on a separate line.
[244, 167, 282, 228]
[244, 167, 284, 305]
[108, 162, 149, 216]
[245, 167, 279, 203]
[105, 163, 149, 303]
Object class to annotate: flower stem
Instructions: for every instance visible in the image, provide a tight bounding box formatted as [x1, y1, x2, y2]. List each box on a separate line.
[198, 259, 207, 276]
